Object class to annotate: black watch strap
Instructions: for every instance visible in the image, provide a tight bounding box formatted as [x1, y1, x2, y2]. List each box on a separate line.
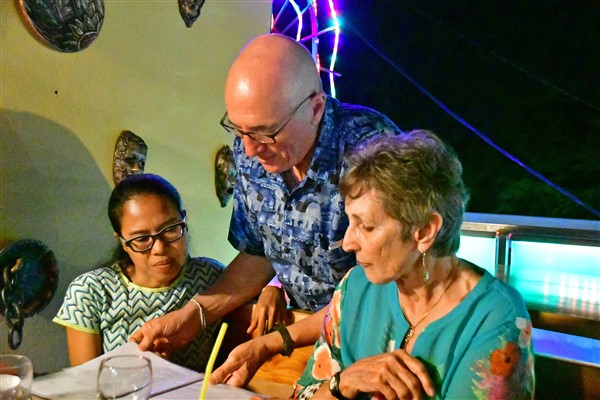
[269, 323, 294, 356]
[329, 371, 350, 400]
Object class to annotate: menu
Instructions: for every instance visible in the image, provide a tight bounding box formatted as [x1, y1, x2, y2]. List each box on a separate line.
[32, 342, 204, 399]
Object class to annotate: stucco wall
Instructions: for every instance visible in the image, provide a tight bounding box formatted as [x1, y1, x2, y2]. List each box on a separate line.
[0, 0, 271, 373]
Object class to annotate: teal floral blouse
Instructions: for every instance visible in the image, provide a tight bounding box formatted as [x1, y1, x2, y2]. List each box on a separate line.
[293, 263, 535, 399]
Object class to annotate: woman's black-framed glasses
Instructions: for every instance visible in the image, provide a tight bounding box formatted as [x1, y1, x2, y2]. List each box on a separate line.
[220, 92, 316, 144]
[120, 219, 187, 253]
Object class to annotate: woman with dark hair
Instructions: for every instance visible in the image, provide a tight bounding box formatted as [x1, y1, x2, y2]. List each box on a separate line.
[54, 174, 225, 371]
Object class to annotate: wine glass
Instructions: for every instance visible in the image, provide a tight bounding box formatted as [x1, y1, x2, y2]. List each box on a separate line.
[0, 354, 33, 400]
[97, 355, 152, 400]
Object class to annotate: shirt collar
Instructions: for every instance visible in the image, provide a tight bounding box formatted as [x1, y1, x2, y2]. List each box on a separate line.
[305, 96, 343, 182]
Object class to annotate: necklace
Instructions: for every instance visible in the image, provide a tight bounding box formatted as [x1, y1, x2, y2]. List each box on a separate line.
[399, 267, 455, 350]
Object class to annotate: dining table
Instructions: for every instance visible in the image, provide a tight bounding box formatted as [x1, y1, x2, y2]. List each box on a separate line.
[31, 376, 292, 399]
[31, 306, 312, 399]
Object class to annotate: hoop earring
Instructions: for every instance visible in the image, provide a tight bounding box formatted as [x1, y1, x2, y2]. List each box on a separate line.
[422, 252, 430, 285]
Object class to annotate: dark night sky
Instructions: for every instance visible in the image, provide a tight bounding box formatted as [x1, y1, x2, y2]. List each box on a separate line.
[322, 1, 599, 220]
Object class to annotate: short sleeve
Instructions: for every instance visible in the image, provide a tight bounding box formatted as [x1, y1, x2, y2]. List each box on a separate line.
[53, 272, 104, 333]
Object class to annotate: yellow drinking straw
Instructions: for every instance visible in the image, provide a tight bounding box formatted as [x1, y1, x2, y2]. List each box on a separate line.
[199, 322, 229, 400]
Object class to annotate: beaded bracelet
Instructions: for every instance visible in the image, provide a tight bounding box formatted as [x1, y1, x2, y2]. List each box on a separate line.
[189, 298, 206, 331]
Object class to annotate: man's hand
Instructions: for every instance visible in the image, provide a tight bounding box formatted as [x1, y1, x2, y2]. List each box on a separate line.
[130, 301, 202, 355]
[211, 333, 280, 387]
[247, 286, 288, 336]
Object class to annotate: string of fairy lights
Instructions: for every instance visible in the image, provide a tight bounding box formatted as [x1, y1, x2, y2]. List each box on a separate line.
[271, 0, 598, 218]
[271, 0, 340, 98]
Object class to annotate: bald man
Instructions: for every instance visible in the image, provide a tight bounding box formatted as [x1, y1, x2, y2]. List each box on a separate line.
[131, 34, 401, 382]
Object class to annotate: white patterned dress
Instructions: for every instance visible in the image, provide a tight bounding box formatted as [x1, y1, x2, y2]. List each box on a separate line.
[53, 257, 224, 371]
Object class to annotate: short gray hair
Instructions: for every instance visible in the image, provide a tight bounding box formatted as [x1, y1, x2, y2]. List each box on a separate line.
[340, 130, 469, 256]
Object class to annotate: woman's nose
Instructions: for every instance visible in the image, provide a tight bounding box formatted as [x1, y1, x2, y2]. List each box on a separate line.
[342, 229, 357, 253]
[151, 236, 167, 253]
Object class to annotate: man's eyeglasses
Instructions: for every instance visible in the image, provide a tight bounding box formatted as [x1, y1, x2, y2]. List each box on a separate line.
[120, 220, 186, 253]
[220, 92, 316, 144]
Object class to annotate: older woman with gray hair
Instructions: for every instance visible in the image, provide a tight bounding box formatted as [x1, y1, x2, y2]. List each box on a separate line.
[292, 130, 534, 399]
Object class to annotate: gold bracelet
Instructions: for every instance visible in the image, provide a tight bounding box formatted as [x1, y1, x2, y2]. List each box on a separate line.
[189, 298, 206, 331]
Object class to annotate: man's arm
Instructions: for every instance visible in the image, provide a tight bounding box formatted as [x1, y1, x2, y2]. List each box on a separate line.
[130, 252, 274, 353]
[198, 252, 275, 324]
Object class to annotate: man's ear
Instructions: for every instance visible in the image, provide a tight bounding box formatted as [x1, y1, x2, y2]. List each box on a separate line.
[310, 93, 326, 126]
[414, 212, 443, 253]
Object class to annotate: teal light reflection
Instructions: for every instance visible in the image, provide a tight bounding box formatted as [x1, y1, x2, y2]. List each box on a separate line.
[509, 241, 600, 319]
[457, 235, 496, 274]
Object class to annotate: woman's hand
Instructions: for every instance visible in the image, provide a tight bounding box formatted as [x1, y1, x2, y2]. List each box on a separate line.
[211, 334, 278, 387]
[247, 286, 288, 336]
[336, 350, 435, 400]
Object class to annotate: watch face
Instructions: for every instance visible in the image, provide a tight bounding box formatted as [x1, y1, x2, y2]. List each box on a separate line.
[329, 373, 339, 392]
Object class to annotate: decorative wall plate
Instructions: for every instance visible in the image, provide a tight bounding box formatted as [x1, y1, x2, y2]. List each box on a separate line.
[0, 239, 58, 318]
[19, 0, 104, 53]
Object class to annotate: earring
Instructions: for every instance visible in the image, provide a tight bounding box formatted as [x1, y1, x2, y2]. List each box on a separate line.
[422, 252, 430, 285]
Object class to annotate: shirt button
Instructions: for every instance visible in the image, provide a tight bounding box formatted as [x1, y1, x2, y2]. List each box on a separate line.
[285, 204, 293, 211]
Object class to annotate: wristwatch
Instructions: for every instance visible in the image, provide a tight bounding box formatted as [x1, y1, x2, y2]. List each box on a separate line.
[329, 371, 350, 400]
[269, 323, 294, 356]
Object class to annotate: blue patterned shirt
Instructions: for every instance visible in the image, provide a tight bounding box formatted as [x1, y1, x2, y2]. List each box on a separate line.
[228, 96, 402, 311]
[53, 257, 224, 371]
